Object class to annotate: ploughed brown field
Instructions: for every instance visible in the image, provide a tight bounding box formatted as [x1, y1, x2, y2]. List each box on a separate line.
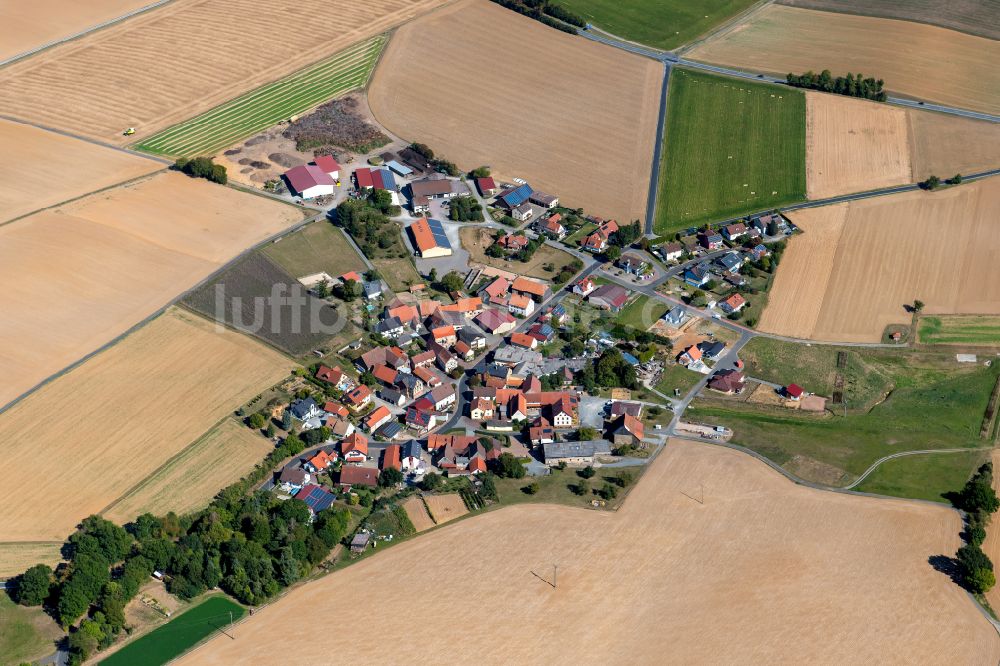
[180, 440, 998, 664]
[0, 171, 303, 409]
[0, 308, 294, 552]
[368, 0, 661, 222]
[0, 0, 154, 62]
[759, 177, 1000, 342]
[687, 4, 1000, 115]
[806, 92, 1000, 198]
[0, 0, 448, 143]
[0, 118, 162, 223]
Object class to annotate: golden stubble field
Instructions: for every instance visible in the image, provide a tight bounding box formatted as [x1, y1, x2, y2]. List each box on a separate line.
[181, 440, 997, 665]
[0, 308, 294, 549]
[805, 93, 1000, 198]
[687, 4, 1000, 115]
[0, 171, 302, 409]
[0, 0, 448, 144]
[0, 119, 163, 223]
[760, 177, 1000, 341]
[368, 0, 661, 222]
[0, 0, 154, 62]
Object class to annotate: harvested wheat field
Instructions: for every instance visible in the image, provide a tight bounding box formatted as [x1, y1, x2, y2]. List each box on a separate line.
[369, 0, 661, 222]
[0, 0, 155, 62]
[182, 440, 998, 665]
[0, 308, 293, 551]
[806, 93, 912, 198]
[0, 543, 63, 579]
[688, 5, 1000, 115]
[103, 419, 275, 524]
[908, 111, 1000, 181]
[0, 119, 162, 223]
[400, 497, 436, 532]
[423, 494, 469, 525]
[0, 171, 302, 409]
[759, 177, 1000, 341]
[0, 0, 447, 144]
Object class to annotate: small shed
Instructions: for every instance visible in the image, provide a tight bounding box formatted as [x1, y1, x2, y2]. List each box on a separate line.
[350, 532, 371, 553]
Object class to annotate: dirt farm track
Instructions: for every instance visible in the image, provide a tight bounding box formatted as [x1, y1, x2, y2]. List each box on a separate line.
[759, 177, 1000, 342]
[180, 440, 998, 665]
[0, 0, 449, 144]
[368, 0, 661, 223]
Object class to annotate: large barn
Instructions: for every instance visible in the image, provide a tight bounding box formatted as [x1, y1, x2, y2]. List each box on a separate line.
[284, 164, 335, 198]
[408, 217, 453, 258]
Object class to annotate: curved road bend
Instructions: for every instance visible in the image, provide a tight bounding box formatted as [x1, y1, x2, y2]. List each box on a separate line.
[844, 448, 994, 490]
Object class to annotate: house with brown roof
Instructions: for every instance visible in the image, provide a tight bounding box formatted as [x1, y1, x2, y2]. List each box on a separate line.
[410, 350, 436, 369]
[480, 276, 510, 306]
[587, 284, 628, 312]
[535, 215, 566, 239]
[581, 219, 619, 253]
[413, 365, 442, 389]
[364, 405, 393, 433]
[431, 325, 457, 346]
[498, 234, 530, 252]
[511, 277, 550, 302]
[338, 465, 378, 488]
[722, 222, 747, 241]
[612, 414, 644, 448]
[469, 396, 495, 420]
[345, 384, 373, 411]
[708, 369, 745, 394]
[510, 332, 538, 349]
[529, 191, 559, 209]
[508, 293, 535, 317]
[476, 176, 498, 197]
[372, 364, 399, 386]
[341, 432, 369, 461]
[315, 365, 353, 391]
[429, 384, 457, 411]
[381, 444, 402, 471]
[475, 308, 517, 335]
[719, 293, 747, 314]
[358, 346, 408, 372]
[529, 419, 556, 445]
[678, 345, 702, 366]
[454, 339, 474, 361]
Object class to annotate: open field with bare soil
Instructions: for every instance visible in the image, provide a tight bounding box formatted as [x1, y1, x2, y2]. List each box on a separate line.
[805, 93, 911, 199]
[181, 440, 998, 665]
[759, 177, 1000, 341]
[368, 0, 661, 222]
[0, 119, 162, 223]
[779, 0, 1000, 41]
[0, 308, 293, 551]
[103, 419, 276, 524]
[0, 0, 156, 62]
[460, 227, 578, 280]
[687, 5, 1000, 115]
[0, 543, 63, 579]
[908, 111, 1000, 181]
[401, 497, 435, 532]
[0, 0, 448, 144]
[422, 494, 469, 525]
[0, 172, 301, 409]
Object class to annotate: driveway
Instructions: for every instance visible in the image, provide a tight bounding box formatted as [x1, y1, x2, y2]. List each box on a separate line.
[578, 395, 608, 430]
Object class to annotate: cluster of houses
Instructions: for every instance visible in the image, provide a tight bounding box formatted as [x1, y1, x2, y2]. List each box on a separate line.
[475, 180, 560, 224]
[677, 338, 729, 374]
[571, 276, 630, 312]
[478, 274, 552, 321]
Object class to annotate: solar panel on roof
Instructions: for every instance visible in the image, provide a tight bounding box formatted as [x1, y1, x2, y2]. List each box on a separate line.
[374, 168, 396, 191]
[425, 218, 452, 249]
[500, 183, 532, 207]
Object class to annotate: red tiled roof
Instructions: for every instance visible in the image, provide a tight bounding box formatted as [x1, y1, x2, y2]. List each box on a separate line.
[510, 333, 536, 348]
[285, 164, 334, 193]
[365, 405, 391, 429]
[355, 167, 374, 189]
[381, 444, 401, 470]
[512, 277, 547, 297]
[314, 155, 340, 174]
[338, 465, 378, 487]
[476, 176, 497, 193]
[346, 384, 372, 405]
[373, 364, 398, 386]
[342, 432, 369, 455]
[786, 383, 804, 398]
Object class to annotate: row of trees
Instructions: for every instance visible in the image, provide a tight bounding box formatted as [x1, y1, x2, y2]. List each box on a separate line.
[173, 156, 227, 184]
[919, 174, 963, 190]
[953, 462, 1000, 594]
[786, 70, 887, 102]
[490, 0, 581, 34]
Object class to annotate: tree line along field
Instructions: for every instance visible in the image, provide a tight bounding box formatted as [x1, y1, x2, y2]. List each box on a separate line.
[778, 0, 1000, 42]
[99, 595, 246, 666]
[0, 307, 294, 553]
[368, 0, 661, 224]
[0, 0, 448, 144]
[0, 171, 304, 410]
[558, 0, 759, 50]
[758, 178, 1000, 343]
[695, 337, 999, 495]
[180, 441, 998, 665]
[656, 68, 806, 234]
[686, 4, 1000, 116]
[135, 35, 385, 158]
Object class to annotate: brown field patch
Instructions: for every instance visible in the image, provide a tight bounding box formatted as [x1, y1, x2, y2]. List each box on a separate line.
[760, 177, 1000, 342]
[687, 5, 1000, 115]
[0, 0, 448, 144]
[983, 450, 1000, 612]
[400, 496, 435, 532]
[422, 494, 469, 525]
[908, 111, 1000, 181]
[180, 440, 998, 665]
[0, 171, 302, 408]
[0, 307, 294, 550]
[460, 226, 577, 280]
[0, 119, 162, 223]
[0, 0, 155, 62]
[0, 543, 63, 579]
[368, 0, 661, 222]
[805, 93, 911, 199]
[103, 419, 275, 524]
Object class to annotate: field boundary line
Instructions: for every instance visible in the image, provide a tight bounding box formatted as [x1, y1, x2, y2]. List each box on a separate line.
[0, 203, 319, 417]
[0, 0, 175, 68]
[0, 113, 172, 165]
[674, 0, 775, 56]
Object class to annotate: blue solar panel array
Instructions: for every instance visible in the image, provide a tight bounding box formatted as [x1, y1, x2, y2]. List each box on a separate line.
[425, 218, 452, 250]
[499, 183, 532, 207]
[300, 486, 334, 513]
[374, 168, 397, 191]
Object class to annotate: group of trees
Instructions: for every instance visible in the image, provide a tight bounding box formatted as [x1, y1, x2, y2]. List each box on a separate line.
[490, 0, 583, 33]
[173, 157, 227, 184]
[333, 198, 405, 259]
[786, 70, 887, 102]
[408, 143, 459, 177]
[577, 348, 638, 393]
[492, 452, 527, 479]
[919, 174, 962, 190]
[449, 196, 484, 222]
[552, 258, 584, 286]
[952, 463, 1000, 594]
[610, 221, 642, 248]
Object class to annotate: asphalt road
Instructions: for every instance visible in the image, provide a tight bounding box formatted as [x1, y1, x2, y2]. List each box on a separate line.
[643, 62, 672, 236]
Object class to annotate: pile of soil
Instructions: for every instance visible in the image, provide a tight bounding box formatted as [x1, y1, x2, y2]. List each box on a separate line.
[283, 95, 389, 154]
[268, 152, 298, 168]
